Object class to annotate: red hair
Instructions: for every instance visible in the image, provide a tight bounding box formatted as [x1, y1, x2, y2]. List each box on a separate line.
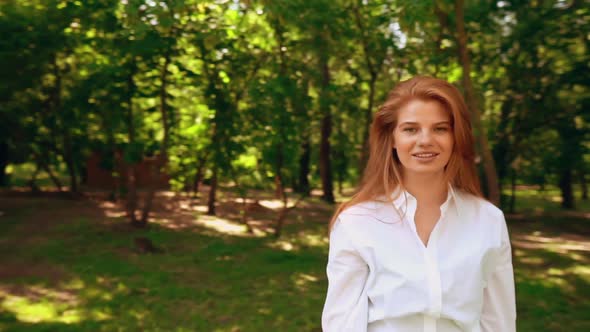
[329, 76, 482, 229]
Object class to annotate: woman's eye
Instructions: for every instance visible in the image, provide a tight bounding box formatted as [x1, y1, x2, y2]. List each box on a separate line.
[435, 127, 449, 132]
[403, 128, 417, 133]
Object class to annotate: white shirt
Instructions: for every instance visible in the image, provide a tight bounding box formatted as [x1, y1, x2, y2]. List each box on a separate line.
[322, 186, 516, 332]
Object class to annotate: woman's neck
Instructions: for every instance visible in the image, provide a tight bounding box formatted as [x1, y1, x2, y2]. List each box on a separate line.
[402, 171, 448, 205]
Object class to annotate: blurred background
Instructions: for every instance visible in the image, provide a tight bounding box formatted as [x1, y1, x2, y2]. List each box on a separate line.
[0, 0, 588, 331]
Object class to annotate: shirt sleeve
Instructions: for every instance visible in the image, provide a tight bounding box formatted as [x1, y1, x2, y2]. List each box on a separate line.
[480, 212, 517, 332]
[322, 218, 370, 332]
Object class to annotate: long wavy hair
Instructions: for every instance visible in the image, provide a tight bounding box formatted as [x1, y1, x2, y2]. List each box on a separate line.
[329, 76, 482, 230]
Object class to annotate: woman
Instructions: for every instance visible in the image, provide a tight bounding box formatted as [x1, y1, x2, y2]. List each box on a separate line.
[321, 76, 516, 332]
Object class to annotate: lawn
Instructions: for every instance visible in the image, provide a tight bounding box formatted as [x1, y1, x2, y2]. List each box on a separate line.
[0, 188, 588, 331]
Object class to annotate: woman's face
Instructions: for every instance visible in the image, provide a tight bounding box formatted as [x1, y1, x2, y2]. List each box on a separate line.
[393, 99, 454, 179]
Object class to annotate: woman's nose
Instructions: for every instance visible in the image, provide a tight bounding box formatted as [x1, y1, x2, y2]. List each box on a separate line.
[417, 130, 434, 146]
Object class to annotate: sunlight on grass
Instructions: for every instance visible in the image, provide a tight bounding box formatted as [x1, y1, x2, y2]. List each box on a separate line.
[293, 273, 319, 291]
[538, 274, 572, 292]
[64, 277, 85, 290]
[570, 265, 590, 282]
[267, 230, 329, 253]
[502, 186, 590, 213]
[300, 233, 329, 248]
[258, 199, 301, 210]
[193, 205, 209, 213]
[269, 239, 295, 251]
[104, 210, 126, 218]
[0, 188, 587, 331]
[513, 231, 589, 254]
[1, 295, 64, 323]
[213, 326, 242, 332]
[196, 214, 255, 236]
[519, 255, 545, 265]
[0, 276, 125, 325]
[0, 285, 89, 324]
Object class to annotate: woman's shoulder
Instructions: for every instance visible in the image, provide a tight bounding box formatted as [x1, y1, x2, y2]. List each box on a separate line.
[455, 189, 505, 219]
[331, 199, 399, 248]
[339, 200, 379, 216]
[336, 198, 401, 226]
[454, 189, 507, 239]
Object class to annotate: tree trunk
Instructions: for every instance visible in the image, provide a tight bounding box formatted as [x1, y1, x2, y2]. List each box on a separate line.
[337, 165, 344, 195]
[126, 165, 138, 223]
[240, 197, 254, 234]
[79, 162, 87, 185]
[0, 142, 8, 186]
[294, 79, 311, 197]
[359, 74, 377, 175]
[556, 118, 580, 209]
[493, 100, 513, 209]
[580, 170, 588, 200]
[62, 134, 78, 194]
[139, 158, 158, 226]
[319, 115, 334, 202]
[28, 164, 41, 193]
[336, 117, 346, 195]
[433, 3, 450, 75]
[274, 194, 305, 239]
[140, 52, 172, 225]
[510, 169, 516, 213]
[192, 153, 208, 198]
[493, 101, 512, 178]
[298, 137, 311, 196]
[352, 4, 380, 174]
[454, 0, 500, 205]
[275, 206, 288, 239]
[125, 60, 139, 225]
[319, 56, 334, 203]
[42, 162, 63, 192]
[207, 166, 218, 215]
[559, 168, 575, 209]
[33, 151, 63, 192]
[273, 22, 288, 202]
[107, 129, 119, 201]
[50, 56, 79, 194]
[275, 143, 285, 200]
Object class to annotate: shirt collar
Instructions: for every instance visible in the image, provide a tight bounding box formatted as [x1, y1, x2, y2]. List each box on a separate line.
[344, 184, 463, 225]
[391, 183, 460, 219]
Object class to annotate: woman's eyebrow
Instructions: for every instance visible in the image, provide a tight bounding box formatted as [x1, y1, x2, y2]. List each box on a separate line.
[398, 121, 451, 125]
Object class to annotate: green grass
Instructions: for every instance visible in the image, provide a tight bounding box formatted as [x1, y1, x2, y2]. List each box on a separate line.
[510, 218, 590, 331]
[4, 163, 70, 189]
[501, 185, 590, 212]
[0, 191, 588, 331]
[0, 196, 330, 331]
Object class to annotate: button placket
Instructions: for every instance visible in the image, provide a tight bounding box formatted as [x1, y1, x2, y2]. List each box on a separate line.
[425, 238, 442, 316]
[424, 214, 443, 331]
[424, 315, 437, 332]
[395, 193, 445, 331]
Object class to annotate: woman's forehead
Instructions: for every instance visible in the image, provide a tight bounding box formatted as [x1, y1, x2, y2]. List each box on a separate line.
[397, 99, 450, 123]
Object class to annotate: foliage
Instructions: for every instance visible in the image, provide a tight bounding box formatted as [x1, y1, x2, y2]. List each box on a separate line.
[0, 0, 588, 209]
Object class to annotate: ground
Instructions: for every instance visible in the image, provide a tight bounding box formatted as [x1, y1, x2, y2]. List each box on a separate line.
[0, 188, 588, 331]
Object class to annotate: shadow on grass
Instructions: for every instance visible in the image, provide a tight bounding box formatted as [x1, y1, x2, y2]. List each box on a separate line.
[0, 193, 329, 331]
[0, 192, 588, 331]
[507, 215, 590, 332]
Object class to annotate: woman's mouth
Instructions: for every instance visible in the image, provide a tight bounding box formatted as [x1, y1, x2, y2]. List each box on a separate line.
[412, 152, 439, 160]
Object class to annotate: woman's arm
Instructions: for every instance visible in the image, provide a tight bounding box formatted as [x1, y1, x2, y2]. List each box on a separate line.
[480, 214, 517, 332]
[322, 218, 370, 332]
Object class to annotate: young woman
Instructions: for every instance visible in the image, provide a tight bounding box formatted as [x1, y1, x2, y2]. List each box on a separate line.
[322, 76, 516, 332]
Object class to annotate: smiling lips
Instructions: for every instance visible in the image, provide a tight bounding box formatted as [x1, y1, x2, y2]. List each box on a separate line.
[412, 152, 439, 159]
